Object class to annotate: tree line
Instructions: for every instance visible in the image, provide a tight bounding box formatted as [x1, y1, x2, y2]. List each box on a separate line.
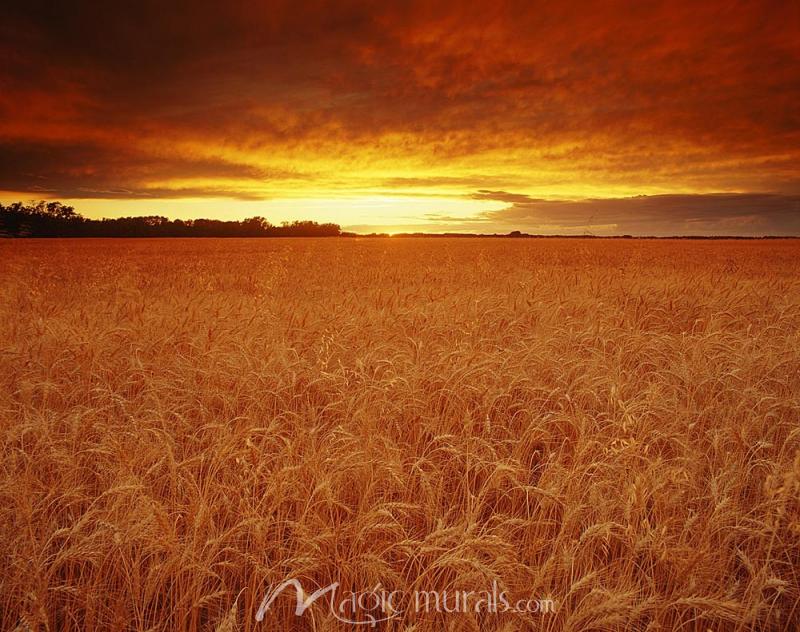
[0, 201, 342, 238]
[2, 200, 791, 239]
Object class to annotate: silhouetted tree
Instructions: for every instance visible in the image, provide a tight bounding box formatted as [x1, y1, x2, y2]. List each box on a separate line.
[0, 201, 342, 238]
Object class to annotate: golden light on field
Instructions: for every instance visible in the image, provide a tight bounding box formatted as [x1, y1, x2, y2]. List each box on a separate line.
[1, 238, 799, 630]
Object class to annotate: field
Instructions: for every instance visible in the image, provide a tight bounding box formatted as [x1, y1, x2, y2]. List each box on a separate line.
[1, 237, 799, 631]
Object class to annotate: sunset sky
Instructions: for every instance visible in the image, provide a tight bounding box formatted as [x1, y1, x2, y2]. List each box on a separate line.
[1, 1, 798, 234]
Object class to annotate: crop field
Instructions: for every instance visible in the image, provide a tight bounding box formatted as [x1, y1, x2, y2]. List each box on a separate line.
[1, 237, 799, 631]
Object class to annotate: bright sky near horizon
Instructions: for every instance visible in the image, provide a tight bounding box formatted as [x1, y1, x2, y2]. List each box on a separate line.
[1, 1, 798, 234]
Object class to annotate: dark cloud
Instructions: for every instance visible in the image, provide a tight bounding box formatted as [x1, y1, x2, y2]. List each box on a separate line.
[470, 191, 800, 236]
[3, 1, 797, 140]
[0, 140, 309, 198]
[382, 176, 525, 189]
[473, 190, 537, 204]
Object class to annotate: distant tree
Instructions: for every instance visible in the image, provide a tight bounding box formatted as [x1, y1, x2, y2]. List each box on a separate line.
[0, 201, 341, 238]
[38, 201, 78, 219]
[242, 216, 271, 235]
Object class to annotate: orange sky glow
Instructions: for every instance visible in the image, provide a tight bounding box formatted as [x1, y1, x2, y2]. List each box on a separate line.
[1, 1, 798, 234]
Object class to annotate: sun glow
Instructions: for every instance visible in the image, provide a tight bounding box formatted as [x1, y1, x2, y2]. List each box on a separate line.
[2, 194, 511, 233]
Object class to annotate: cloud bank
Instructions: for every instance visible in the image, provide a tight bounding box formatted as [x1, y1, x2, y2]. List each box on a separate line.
[467, 191, 800, 236]
[1, 1, 798, 231]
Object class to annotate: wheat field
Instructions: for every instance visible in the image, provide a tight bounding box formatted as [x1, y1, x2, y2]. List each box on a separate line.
[1, 237, 799, 631]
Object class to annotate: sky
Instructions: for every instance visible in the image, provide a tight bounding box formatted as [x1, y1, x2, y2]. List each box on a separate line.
[1, 1, 798, 235]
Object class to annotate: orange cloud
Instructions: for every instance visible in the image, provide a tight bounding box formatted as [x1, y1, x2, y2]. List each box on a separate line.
[0, 1, 798, 232]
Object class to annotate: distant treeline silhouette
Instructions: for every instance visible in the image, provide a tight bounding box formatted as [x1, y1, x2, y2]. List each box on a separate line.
[0, 201, 341, 237]
[1, 200, 794, 239]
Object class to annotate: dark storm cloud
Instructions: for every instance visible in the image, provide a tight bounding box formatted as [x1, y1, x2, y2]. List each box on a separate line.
[3, 1, 797, 140]
[470, 191, 800, 235]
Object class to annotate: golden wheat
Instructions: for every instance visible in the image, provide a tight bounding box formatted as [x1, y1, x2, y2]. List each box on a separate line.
[1, 238, 799, 631]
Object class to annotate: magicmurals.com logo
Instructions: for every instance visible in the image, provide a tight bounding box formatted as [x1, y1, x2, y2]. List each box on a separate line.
[255, 579, 556, 626]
